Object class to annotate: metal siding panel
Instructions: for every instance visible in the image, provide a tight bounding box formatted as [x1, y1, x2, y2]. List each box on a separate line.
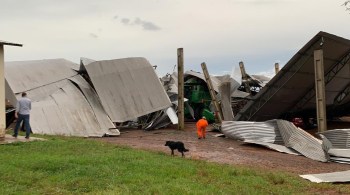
[69, 76, 115, 130]
[85, 57, 171, 122]
[5, 59, 78, 93]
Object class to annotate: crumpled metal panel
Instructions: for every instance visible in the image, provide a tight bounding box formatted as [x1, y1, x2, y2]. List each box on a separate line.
[243, 140, 300, 155]
[31, 81, 107, 137]
[84, 57, 172, 122]
[5, 59, 78, 93]
[69, 76, 115, 130]
[221, 120, 284, 144]
[300, 170, 350, 183]
[5, 59, 118, 137]
[277, 120, 329, 162]
[320, 129, 350, 149]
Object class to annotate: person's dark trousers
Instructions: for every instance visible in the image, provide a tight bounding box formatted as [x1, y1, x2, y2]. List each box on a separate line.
[13, 114, 31, 138]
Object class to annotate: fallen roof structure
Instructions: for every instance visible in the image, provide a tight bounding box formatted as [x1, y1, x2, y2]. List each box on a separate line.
[5, 59, 118, 137]
[83, 57, 172, 122]
[221, 120, 331, 162]
[235, 31, 350, 121]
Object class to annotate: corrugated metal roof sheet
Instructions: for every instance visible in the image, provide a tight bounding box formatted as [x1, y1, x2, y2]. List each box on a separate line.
[222, 120, 330, 162]
[300, 170, 350, 183]
[84, 57, 172, 122]
[320, 129, 350, 149]
[277, 120, 329, 162]
[221, 120, 284, 144]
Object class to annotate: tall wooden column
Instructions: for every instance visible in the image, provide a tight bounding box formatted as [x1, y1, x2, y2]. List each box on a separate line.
[201, 62, 223, 123]
[0, 41, 22, 140]
[275, 63, 280, 75]
[0, 45, 5, 140]
[239, 61, 251, 93]
[314, 49, 327, 132]
[177, 48, 184, 130]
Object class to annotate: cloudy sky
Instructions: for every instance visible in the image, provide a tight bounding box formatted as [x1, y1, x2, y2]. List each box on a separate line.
[1, 0, 349, 77]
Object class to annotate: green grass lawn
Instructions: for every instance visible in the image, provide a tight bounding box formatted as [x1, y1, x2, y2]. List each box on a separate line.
[0, 136, 349, 195]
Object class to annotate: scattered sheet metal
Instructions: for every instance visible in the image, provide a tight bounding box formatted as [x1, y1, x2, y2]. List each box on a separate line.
[243, 140, 300, 155]
[300, 170, 350, 183]
[84, 57, 172, 122]
[328, 148, 350, 158]
[277, 120, 329, 162]
[320, 133, 350, 164]
[221, 120, 284, 144]
[319, 129, 350, 149]
[328, 149, 350, 164]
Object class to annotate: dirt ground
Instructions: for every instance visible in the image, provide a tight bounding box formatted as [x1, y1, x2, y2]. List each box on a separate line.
[96, 122, 350, 175]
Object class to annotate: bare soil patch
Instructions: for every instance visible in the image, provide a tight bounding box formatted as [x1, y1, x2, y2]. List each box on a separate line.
[96, 122, 350, 175]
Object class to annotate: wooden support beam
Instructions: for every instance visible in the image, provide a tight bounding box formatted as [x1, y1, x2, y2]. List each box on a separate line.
[275, 63, 280, 75]
[239, 61, 251, 93]
[0, 45, 4, 140]
[177, 48, 184, 130]
[201, 62, 223, 123]
[314, 49, 327, 132]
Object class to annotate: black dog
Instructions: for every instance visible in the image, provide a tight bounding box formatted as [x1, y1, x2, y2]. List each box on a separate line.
[165, 141, 189, 157]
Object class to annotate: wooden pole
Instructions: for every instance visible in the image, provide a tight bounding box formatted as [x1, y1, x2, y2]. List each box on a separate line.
[275, 63, 280, 75]
[239, 61, 251, 93]
[314, 49, 327, 132]
[0, 45, 5, 140]
[177, 48, 184, 130]
[201, 62, 223, 123]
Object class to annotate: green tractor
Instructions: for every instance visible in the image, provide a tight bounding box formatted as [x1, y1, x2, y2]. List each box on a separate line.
[184, 77, 215, 123]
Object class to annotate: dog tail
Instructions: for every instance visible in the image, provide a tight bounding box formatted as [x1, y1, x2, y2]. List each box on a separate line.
[184, 148, 189, 152]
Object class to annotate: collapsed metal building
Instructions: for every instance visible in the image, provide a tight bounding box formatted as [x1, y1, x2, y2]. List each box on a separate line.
[235, 31, 350, 122]
[5, 57, 172, 137]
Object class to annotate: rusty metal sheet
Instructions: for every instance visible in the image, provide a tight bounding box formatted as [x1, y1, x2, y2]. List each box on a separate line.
[84, 57, 171, 122]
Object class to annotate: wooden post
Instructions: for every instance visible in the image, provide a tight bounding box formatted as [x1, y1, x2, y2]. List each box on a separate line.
[314, 49, 327, 132]
[0, 45, 5, 140]
[275, 63, 280, 75]
[239, 61, 251, 93]
[201, 62, 223, 123]
[177, 48, 184, 130]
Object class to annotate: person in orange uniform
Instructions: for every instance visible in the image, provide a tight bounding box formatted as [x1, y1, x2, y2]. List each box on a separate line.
[196, 116, 208, 139]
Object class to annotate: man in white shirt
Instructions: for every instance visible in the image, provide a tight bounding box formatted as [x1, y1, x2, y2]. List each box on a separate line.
[13, 92, 32, 139]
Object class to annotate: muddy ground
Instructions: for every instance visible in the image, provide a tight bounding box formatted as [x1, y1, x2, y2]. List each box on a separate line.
[96, 122, 350, 175]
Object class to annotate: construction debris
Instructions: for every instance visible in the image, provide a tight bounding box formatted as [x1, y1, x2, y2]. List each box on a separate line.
[221, 120, 331, 162]
[5, 57, 176, 137]
[83, 57, 172, 122]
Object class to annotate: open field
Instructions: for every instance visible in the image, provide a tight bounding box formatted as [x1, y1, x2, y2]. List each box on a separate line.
[0, 136, 348, 195]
